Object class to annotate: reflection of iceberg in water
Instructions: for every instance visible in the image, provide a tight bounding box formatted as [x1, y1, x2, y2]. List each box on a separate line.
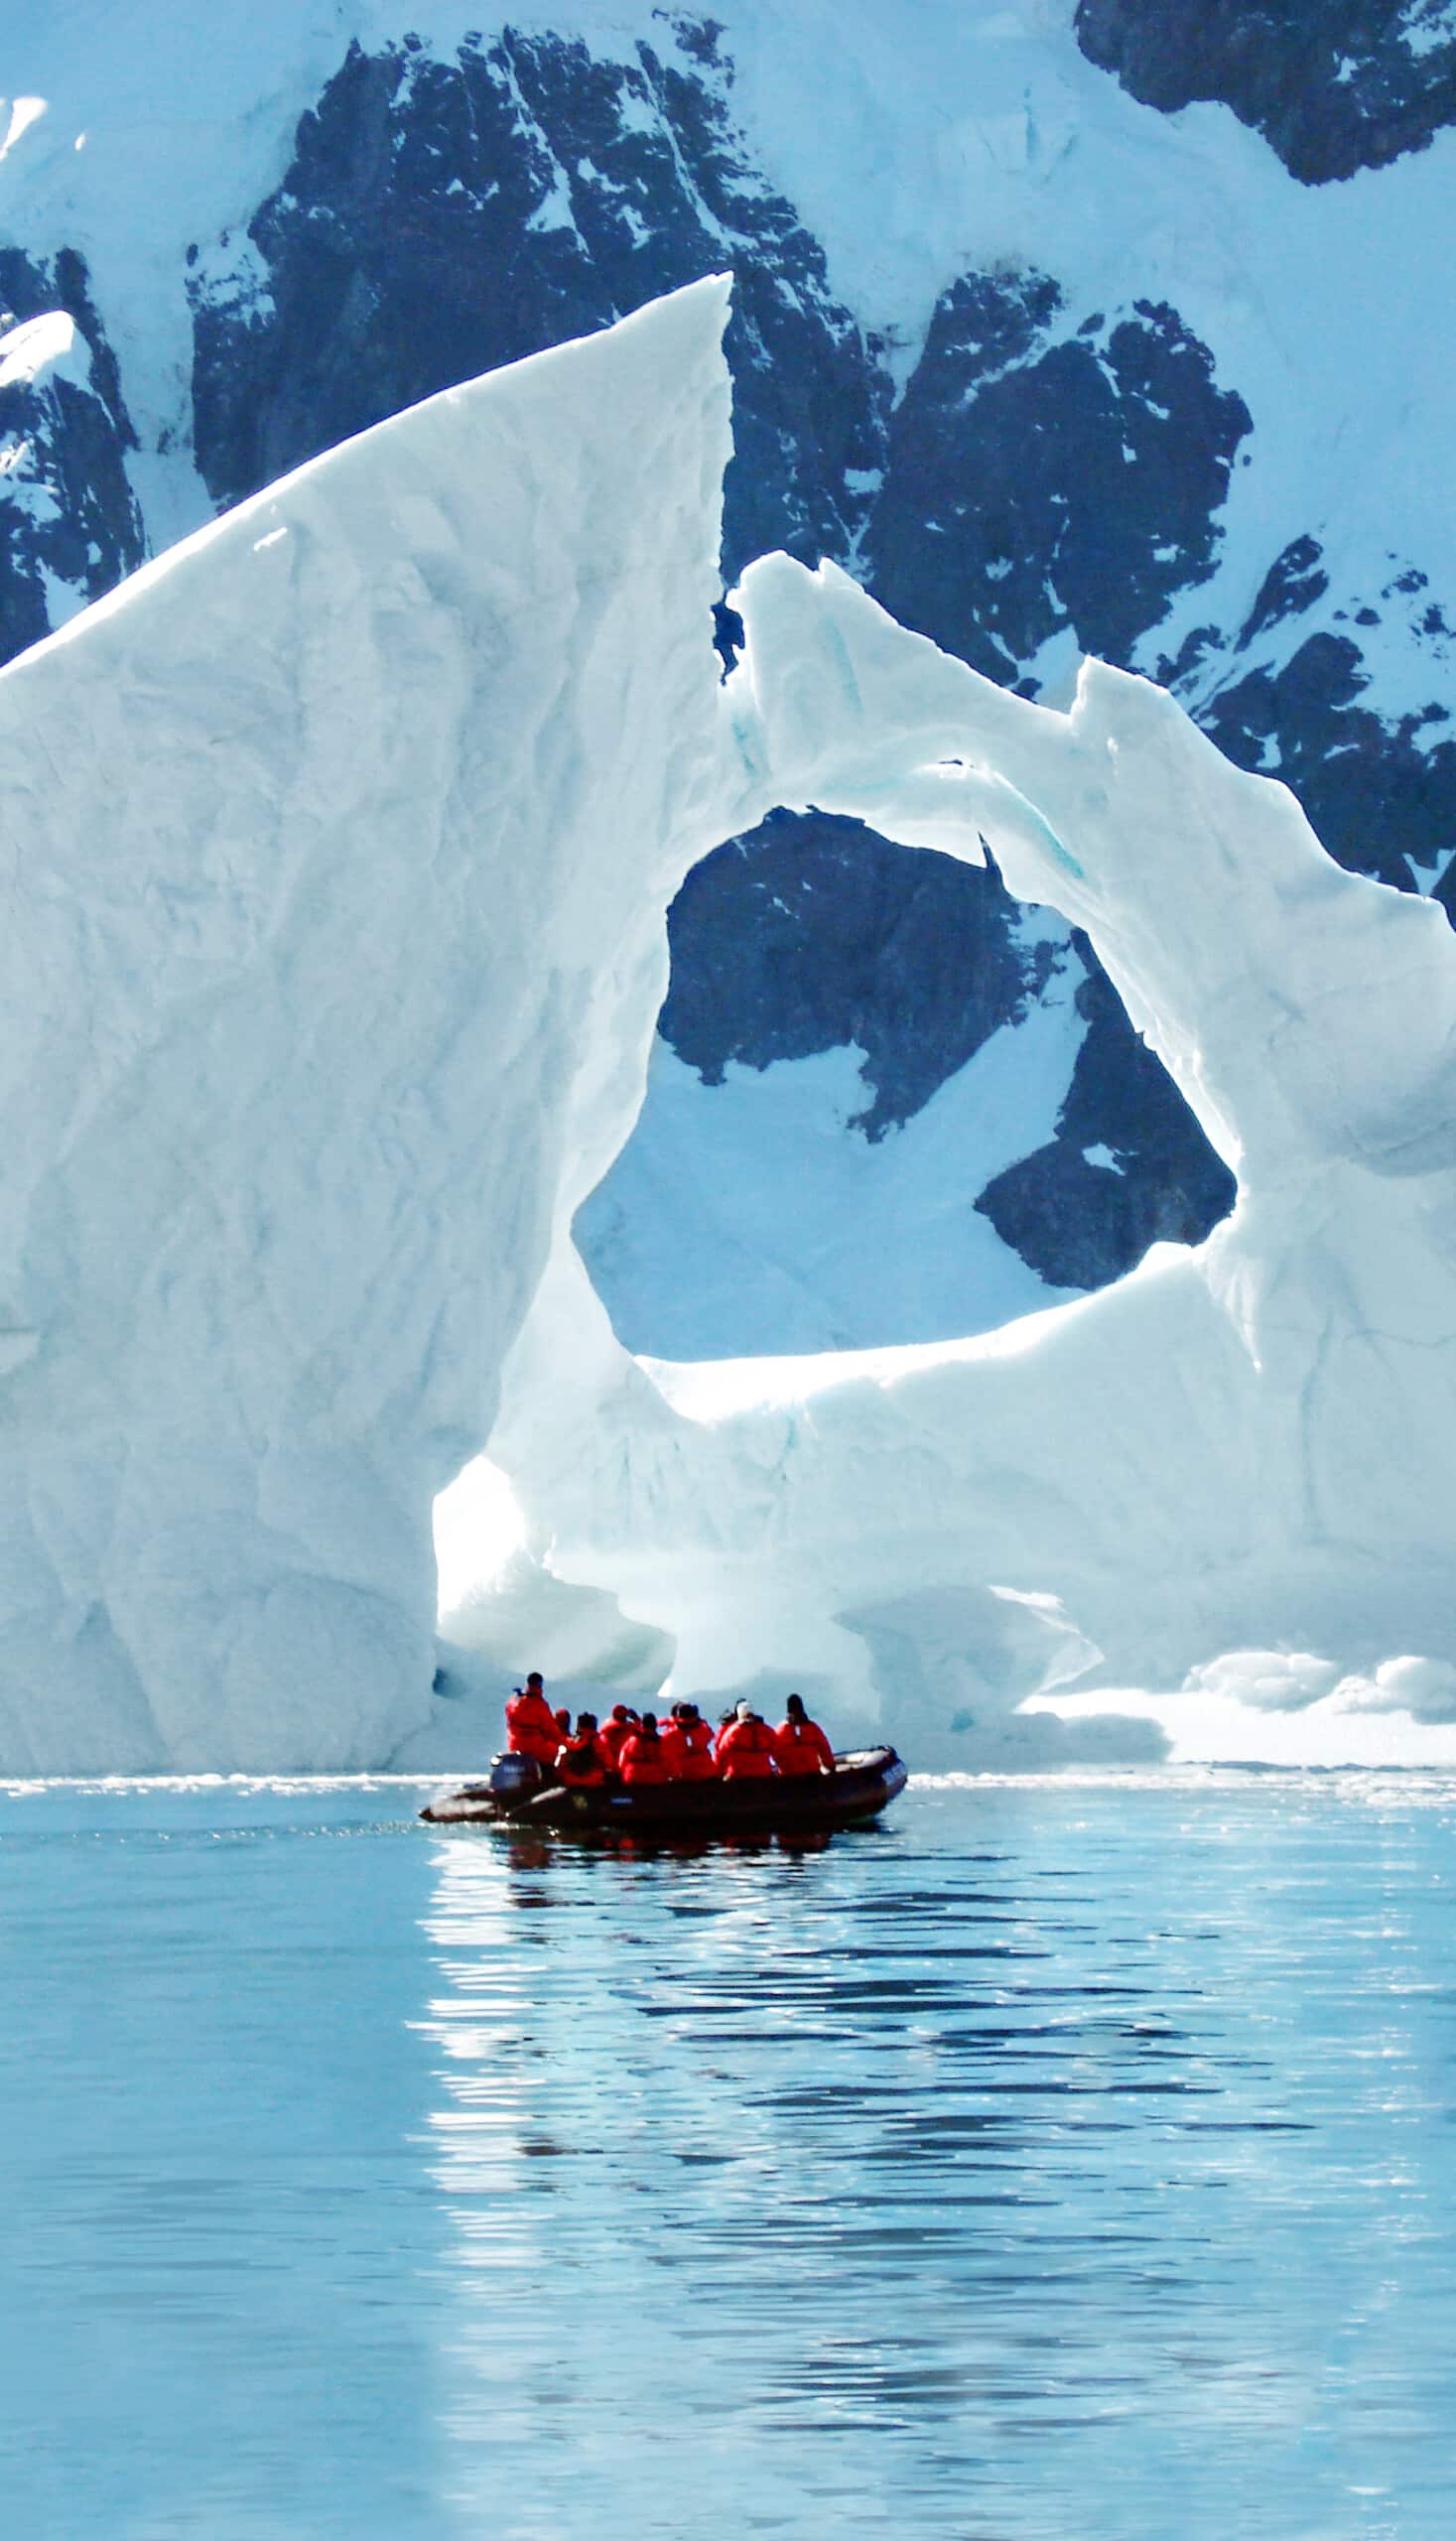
[412, 1787, 1456, 2535]
[421, 1849, 546, 2207]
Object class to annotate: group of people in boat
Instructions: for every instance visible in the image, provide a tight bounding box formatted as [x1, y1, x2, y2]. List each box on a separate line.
[504, 1672, 837, 1787]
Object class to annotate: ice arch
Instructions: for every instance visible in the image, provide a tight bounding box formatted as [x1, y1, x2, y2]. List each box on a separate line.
[480, 556, 1456, 1762]
[5, 268, 1454, 1773]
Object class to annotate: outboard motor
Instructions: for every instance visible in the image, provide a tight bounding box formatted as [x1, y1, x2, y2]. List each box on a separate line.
[489, 1751, 545, 1802]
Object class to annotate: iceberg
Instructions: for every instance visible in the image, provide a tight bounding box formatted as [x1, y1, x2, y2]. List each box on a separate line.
[478, 557, 1456, 1765]
[5, 268, 1455, 1773]
[0, 278, 736, 1770]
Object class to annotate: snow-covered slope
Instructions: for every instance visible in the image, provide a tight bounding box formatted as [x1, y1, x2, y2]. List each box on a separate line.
[5, 3, 1455, 1356]
[0, 279, 733, 1772]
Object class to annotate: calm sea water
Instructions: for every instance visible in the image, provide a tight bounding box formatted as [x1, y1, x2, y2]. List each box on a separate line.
[2, 1772, 1454, 2540]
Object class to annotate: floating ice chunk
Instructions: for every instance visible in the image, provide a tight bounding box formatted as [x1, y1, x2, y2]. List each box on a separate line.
[1180, 1651, 1342, 1713]
[1332, 1657, 1456, 1723]
[10, 268, 1456, 1771]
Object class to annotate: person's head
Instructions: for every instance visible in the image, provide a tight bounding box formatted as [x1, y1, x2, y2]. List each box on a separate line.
[786, 1693, 807, 1721]
[680, 1703, 700, 1724]
[610, 1703, 630, 1725]
[526, 1671, 545, 1692]
[576, 1711, 598, 1737]
[734, 1698, 755, 1722]
[641, 1712, 658, 1737]
[555, 1708, 570, 1732]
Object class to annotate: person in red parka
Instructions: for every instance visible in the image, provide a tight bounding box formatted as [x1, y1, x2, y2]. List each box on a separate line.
[660, 1702, 720, 1781]
[772, 1692, 835, 1777]
[504, 1672, 561, 1766]
[599, 1704, 639, 1771]
[712, 1706, 737, 1766]
[556, 1712, 607, 1787]
[717, 1701, 778, 1780]
[619, 1713, 672, 1786]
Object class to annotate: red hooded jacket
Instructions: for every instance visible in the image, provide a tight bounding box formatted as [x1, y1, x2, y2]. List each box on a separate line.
[599, 1709, 638, 1769]
[619, 1730, 672, 1787]
[773, 1715, 835, 1776]
[717, 1715, 778, 1780]
[556, 1734, 606, 1787]
[504, 1686, 561, 1765]
[660, 1715, 719, 1781]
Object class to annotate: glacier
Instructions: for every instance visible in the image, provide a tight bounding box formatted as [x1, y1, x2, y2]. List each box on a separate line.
[4, 271, 1456, 1772]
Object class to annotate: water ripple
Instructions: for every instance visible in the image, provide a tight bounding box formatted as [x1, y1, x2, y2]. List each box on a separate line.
[1, 1773, 1453, 2536]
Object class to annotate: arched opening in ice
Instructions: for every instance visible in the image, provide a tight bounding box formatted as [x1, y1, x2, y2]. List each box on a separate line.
[470, 549, 1456, 1771]
[573, 808, 1094, 1360]
[576, 763, 1240, 1362]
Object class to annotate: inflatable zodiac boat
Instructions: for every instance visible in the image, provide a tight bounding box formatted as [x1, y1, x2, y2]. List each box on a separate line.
[421, 1746, 908, 1838]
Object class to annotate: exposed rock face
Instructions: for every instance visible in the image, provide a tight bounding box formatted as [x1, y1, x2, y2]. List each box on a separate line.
[1146, 528, 1456, 929]
[0, 250, 144, 658]
[1075, 0, 1456, 184]
[185, 26, 1247, 1299]
[977, 951, 1239, 1289]
[1201, 630, 1456, 894]
[864, 273, 1252, 684]
[659, 812, 1037, 1140]
[188, 25, 887, 582]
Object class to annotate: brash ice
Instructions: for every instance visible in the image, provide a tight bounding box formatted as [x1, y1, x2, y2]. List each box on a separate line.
[3, 281, 1455, 1770]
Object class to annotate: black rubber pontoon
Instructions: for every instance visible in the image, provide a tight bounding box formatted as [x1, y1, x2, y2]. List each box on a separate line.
[420, 1746, 907, 1838]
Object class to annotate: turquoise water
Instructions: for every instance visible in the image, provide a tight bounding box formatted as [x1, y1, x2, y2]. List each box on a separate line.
[2, 1773, 1454, 2538]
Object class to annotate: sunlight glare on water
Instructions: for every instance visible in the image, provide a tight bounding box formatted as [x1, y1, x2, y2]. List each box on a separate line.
[2, 1772, 1454, 2537]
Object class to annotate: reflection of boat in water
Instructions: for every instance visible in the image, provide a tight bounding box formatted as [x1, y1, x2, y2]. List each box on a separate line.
[421, 1747, 908, 1839]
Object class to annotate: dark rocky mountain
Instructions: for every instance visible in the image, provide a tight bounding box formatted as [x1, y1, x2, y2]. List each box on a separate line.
[979, 953, 1238, 1292]
[1, 10, 1451, 1327]
[188, 23, 887, 584]
[1076, 0, 1456, 185]
[0, 247, 144, 660]
[124, 19, 1258, 1297]
[1202, 626, 1456, 903]
[863, 271, 1253, 685]
[659, 812, 1036, 1142]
